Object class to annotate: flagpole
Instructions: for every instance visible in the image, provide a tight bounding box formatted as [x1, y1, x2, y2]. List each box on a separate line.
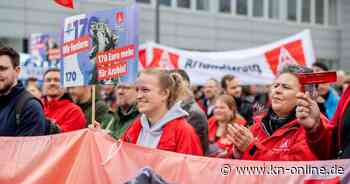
[155, 0, 160, 43]
[92, 85, 96, 124]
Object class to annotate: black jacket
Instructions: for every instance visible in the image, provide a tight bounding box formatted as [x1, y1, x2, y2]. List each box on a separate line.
[0, 81, 46, 136]
[235, 96, 254, 126]
[181, 97, 209, 155]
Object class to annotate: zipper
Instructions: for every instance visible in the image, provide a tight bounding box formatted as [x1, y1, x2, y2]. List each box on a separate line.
[260, 121, 299, 142]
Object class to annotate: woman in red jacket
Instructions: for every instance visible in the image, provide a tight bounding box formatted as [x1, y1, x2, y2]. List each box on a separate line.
[208, 94, 246, 158]
[227, 64, 327, 161]
[121, 68, 203, 156]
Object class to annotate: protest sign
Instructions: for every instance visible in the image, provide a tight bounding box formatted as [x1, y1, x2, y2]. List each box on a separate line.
[61, 3, 138, 87]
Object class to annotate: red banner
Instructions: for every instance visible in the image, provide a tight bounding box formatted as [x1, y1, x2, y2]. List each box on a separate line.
[0, 129, 347, 184]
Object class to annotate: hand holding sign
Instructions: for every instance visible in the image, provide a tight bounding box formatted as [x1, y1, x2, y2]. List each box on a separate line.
[296, 92, 321, 132]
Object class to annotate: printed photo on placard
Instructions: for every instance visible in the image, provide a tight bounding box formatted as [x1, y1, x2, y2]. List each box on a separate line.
[61, 3, 138, 87]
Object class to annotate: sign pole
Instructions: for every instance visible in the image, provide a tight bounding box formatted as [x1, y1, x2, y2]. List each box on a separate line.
[92, 85, 96, 124]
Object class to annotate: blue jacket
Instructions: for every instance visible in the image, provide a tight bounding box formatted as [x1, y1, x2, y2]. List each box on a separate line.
[324, 87, 340, 119]
[0, 81, 46, 136]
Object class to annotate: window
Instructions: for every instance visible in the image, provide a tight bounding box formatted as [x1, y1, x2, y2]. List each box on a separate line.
[159, 0, 171, 6]
[329, 0, 338, 25]
[136, 0, 150, 3]
[253, 0, 264, 17]
[177, 0, 190, 8]
[287, 0, 297, 21]
[315, 0, 324, 24]
[219, 0, 231, 13]
[302, 0, 311, 22]
[268, 0, 279, 19]
[0, 38, 7, 47]
[237, 0, 248, 15]
[197, 0, 209, 10]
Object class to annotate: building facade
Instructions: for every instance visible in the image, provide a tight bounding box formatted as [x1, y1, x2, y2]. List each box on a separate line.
[0, 0, 348, 70]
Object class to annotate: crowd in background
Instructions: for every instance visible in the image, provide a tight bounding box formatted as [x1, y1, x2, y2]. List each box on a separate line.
[2, 46, 350, 161]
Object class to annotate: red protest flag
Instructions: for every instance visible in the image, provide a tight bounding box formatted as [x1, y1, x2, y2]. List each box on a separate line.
[54, 0, 74, 9]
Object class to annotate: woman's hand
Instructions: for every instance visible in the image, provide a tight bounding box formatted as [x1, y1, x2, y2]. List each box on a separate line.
[227, 123, 254, 153]
[296, 92, 321, 132]
[88, 120, 101, 129]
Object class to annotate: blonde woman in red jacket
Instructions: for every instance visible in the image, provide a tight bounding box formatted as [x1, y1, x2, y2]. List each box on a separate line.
[227, 64, 328, 161]
[121, 68, 203, 156]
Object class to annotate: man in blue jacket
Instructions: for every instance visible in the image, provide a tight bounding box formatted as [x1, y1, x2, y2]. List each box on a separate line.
[312, 62, 340, 119]
[0, 46, 46, 136]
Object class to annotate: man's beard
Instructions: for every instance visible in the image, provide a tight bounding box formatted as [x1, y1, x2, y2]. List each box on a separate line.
[46, 88, 62, 99]
[0, 80, 15, 95]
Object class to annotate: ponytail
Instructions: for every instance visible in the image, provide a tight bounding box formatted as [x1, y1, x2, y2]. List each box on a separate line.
[168, 72, 192, 108]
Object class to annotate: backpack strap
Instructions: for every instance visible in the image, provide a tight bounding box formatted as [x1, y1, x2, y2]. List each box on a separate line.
[15, 90, 41, 126]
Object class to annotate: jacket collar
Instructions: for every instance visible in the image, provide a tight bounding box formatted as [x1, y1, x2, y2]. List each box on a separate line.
[43, 93, 72, 109]
[261, 107, 298, 136]
[0, 81, 24, 107]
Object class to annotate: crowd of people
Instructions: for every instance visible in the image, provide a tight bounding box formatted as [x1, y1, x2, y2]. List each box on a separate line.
[1, 45, 350, 160]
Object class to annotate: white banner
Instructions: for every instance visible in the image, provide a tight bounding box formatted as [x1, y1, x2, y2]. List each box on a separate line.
[139, 30, 315, 85]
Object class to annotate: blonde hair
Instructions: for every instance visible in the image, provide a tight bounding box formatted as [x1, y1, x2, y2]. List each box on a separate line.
[139, 68, 190, 108]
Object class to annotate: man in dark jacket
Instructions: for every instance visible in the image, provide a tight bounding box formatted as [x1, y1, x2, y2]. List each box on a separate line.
[0, 46, 46, 136]
[171, 69, 209, 155]
[221, 74, 254, 126]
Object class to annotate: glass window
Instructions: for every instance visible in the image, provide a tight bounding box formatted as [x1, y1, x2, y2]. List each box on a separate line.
[329, 0, 338, 25]
[315, 0, 324, 24]
[253, 0, 264, 17]
[219, 0, 231, 13]
[287, 0, 297, 21]
[269, 0, 279, 19]
[237, 0, 248, 15]
[177, 0, 190, 8]
[136, 0, 151, 3]
[197, 0, 209, 10]
[302, 0, 311, 22]
[159, 0, 171, 6]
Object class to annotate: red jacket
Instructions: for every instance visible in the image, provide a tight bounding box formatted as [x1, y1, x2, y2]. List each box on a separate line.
[121, 117, 203, 156]
[207, 116, 247, 158]
[43, 97, 86, 132]
[241, 116, 318, 161]
[307, 86, 350, 159]
[208, 115, 247, 142]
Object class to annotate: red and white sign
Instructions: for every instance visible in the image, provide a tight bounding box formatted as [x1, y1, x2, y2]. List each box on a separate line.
[139, 30, 315, 85]
[265, 39, 307, 75]
[95, 45, 135, 80]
